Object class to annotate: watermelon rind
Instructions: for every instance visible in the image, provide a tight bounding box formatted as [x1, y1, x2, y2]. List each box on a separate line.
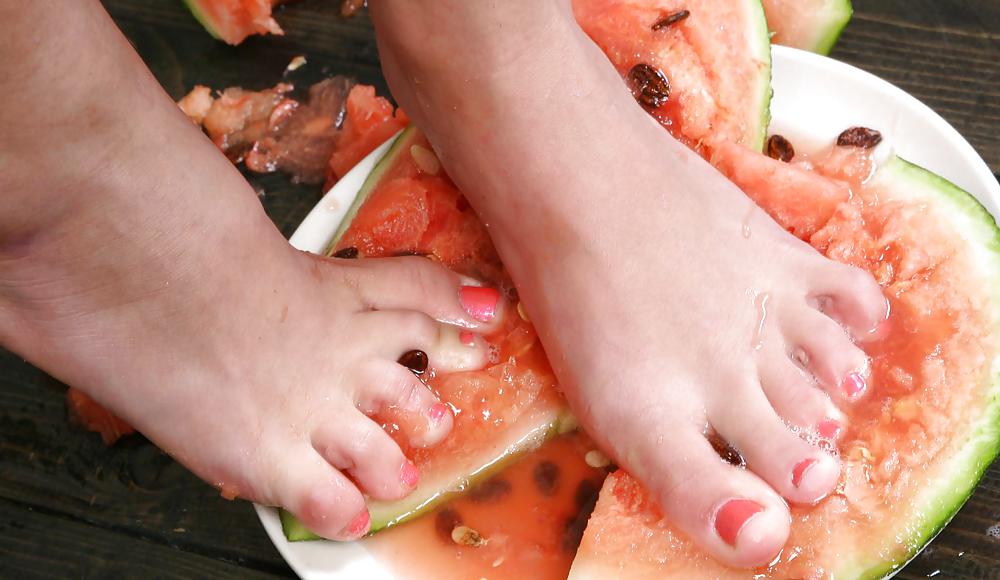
[181, 0, 223, 42]
[281, 408, 573, 540]
[840, 157, 1000, 579]
[763, 0, 853, 55]
[743, 0, 774, 151]
[811, 0, 852, 56]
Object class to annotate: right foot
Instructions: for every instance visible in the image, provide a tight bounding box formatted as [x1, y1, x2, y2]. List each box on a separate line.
[372, 0, 888, 567]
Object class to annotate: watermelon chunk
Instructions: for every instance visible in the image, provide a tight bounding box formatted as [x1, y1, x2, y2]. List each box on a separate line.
[183, 0, 282, 46]
[572, 0, 772, 152]
[568, 151, 1000, 579]
[761, 0, 853, 55]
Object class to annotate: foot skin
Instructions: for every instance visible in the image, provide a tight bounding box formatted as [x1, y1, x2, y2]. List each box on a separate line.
[0, 3, 505, 541]
[371, 0, 887, 566]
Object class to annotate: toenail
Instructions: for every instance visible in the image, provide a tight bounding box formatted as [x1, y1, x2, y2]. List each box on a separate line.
[459, 330, 476, 346]
[341, 509, 370, 538]
[398, 349, 429, 374]
[428, 402, 450, 424]
[460, 286, 500, 322]
[401, 460, 420, 488]
[842, 372, 866, 399]
[817, 420, 842, 440]
[792, 458, 817, 488]
[714, 499, 764, 547]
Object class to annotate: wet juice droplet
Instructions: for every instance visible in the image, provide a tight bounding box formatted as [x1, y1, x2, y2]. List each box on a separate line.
[742, 206, 754, 239]
[752, 292, 770, 350]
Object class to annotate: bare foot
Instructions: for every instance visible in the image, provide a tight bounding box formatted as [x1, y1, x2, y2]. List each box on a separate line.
[0, 2, 503, 541]
[371, 0, 887, 566]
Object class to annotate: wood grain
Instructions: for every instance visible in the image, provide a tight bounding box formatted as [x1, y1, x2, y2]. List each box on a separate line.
[1, 0, 998, 578]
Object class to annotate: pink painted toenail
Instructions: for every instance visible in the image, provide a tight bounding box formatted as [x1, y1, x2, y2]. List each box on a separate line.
[460, 286, 499, 322]
[459, 330, 476, 346]
[842, 372, 866, 399]
[792, 458, 817, 488]
[401, 460, 419, 488]
[817, 420, 842, 440]
[714, 499, 763, 547]
[428, 402, 450, 424]
[342, 509, 370, 538]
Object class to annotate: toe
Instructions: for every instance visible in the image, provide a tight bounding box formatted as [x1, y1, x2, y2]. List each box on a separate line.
[628, 428, 790, 568]
[783, 309, 870, 402]
[758, 345, 846, 438]
[809, 261, 888, 340]
[338, 255, 505, 331]
[279, 450, 370, 540]
[312, 413, 418, 501]
[362, 310, 490, 374]
[357, 359, 454, 447]
[710, 380, 841, 505]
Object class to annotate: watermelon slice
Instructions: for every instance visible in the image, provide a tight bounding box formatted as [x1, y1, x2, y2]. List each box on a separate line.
[761, 0, 853, 55]
[281, 128, 575, 540]
[572, 0, 772, 152]
[183, 0, 282, 45]
[568, 143, 1000, 579]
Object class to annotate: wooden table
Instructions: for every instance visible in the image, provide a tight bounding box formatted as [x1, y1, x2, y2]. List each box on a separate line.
[2, 0, 998, 577]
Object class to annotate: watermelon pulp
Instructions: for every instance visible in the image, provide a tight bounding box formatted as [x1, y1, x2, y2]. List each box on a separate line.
[761, 0, 853, 55]
[183, 0, 282, 45]
[568, 140, 1000, 579]
[572, 0, 772, 153]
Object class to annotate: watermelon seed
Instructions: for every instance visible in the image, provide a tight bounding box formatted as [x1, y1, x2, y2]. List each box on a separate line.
[652, 10, 690, 30]
[451, 525, 487, 547]
[563, 481, 601, 552]
[766, 134, 796, 162]
[398, 350, 429, 374]
[533, 461, 561, 496]
[628, 64, 671, 109]
[468, 477, 512, 503]
[837, 127, 883, 149]
[707, 430, 745, 467]
[434, 508, 462, 542]
[585, 449, 611, 469]
[332, 246, 359, 259]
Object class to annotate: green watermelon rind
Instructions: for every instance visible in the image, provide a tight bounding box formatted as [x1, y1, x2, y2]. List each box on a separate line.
[843, 157, 1000, 579]
[280, 408, 574, 541]
[812, 0, 853, 56]
[181, 0, 223, 41]
[743, 0, 774, 151]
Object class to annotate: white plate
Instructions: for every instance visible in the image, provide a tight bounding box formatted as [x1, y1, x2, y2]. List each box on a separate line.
[254, 45, 1000, 579]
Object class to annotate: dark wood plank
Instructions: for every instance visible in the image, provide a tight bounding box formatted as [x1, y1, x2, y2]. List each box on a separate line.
[1, 0, 998, 578]
[0, 496, 282, 579]
[0, 349, 294, 577]
[836, 0, 1000, 173]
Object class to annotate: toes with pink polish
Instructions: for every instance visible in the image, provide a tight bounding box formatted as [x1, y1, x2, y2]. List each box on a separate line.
[842, 371, 866, 400]
[340, 509, 370, 539]
[792, 458, 817, 488]
[459, 286, 500, 322]
[428, 402, 450, 424]
[714, 499, 764, 547]
[400, 460, 419, 488]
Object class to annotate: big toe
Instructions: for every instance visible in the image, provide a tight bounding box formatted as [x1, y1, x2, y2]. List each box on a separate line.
[628, 427, 791, 568]
[337, 254, 506, 331]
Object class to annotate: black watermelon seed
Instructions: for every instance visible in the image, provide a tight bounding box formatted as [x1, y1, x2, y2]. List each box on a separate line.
[398, 350, 429, 374]
[628, 64, 671, 109]
[652, 10, 690, 30]
[434, 508, 462, 543]
[532, 461, 561, 496]
[837, 126, 883, 149]
[332, 246, 359, 259]
[468, 477, 512, 503]
[766, 134, 796, 162]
